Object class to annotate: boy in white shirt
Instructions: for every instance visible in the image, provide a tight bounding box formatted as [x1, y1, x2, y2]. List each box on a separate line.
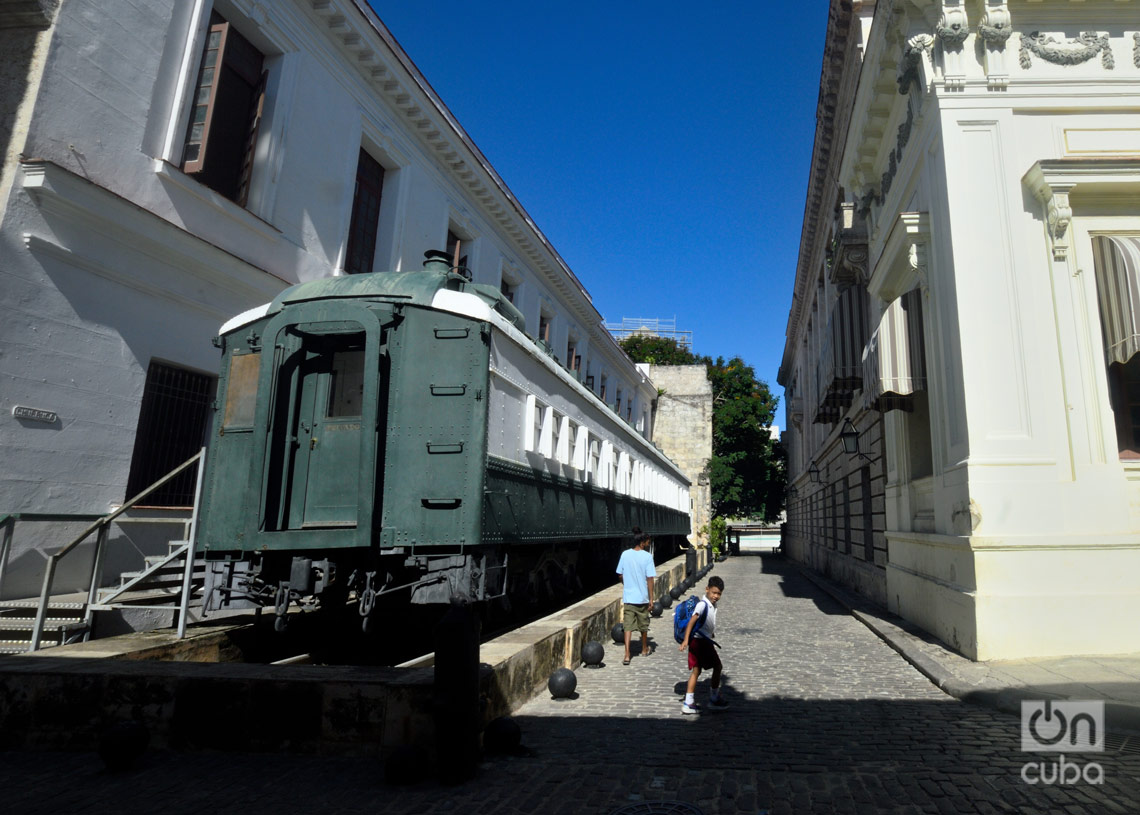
[677, 575, 726, 714]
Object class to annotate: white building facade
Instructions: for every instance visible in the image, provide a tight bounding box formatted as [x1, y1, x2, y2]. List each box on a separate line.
[0, 0, 658, 596]
[780, 0, 1140, 660]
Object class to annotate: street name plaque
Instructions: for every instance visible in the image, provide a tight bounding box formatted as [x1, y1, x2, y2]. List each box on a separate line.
[13, 405, 59, 423]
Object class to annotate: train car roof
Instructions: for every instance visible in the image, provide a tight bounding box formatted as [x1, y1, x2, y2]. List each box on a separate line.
[219, 270, 525, 336]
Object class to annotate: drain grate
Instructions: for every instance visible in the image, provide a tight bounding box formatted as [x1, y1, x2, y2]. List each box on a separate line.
[609, 804, 705, 815]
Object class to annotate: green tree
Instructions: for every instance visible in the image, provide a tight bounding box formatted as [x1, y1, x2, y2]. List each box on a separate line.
[705, 356, 783, 521]
[618, 334, 701, 366]
[619, 337, 784, 522]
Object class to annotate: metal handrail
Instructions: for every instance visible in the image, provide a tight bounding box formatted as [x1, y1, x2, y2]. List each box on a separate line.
[28, 448, 206, 652]
[0, 513, 103, 603]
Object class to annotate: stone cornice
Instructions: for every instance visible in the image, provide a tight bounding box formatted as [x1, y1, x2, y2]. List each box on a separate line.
[780, 0, 862, 385]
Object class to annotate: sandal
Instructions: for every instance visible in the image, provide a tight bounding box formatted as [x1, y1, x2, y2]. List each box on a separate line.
[622, 658, 631, 665]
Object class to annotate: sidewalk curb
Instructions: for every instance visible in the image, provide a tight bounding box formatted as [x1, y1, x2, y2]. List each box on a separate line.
[795, 565, 1140, 737]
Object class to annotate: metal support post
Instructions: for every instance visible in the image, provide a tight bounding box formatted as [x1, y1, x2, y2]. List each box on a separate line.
[83, 524, 111, 641]
[0, 517, 14, 599]
[177, 447, 207, 638]
[29, 556, 59, 652]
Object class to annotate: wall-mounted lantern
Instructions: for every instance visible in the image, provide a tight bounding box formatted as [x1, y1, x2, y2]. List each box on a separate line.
[841, 417, 872, 461]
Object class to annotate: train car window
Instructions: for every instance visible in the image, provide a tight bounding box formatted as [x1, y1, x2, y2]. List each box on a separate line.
[556, 416, 572, 464]
[535, 403, 549, 456]
[327, 346, 365, 417]
[523, 395, 537, 452]
[572, 424, 589, 471]
[223, 351, 260, 429]
[542, 407, 558, 459]
[599, 441, 614, 489]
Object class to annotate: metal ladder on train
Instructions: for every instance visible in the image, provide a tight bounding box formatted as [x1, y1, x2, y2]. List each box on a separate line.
[0, 449, 207, 654]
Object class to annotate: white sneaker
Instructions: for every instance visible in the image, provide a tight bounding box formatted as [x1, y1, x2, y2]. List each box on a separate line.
[681, 703, 699, 715]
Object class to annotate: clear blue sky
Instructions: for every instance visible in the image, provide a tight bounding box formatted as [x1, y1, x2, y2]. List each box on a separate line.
[370, 2, 830, 429]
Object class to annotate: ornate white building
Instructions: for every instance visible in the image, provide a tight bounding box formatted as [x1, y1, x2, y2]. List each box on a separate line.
[780, 0, 1140, 660]
[0, 0, 658, 598]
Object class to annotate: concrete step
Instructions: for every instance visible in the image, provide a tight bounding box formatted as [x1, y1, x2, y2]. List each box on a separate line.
[0, 599, 86, 611]
[0, 640, 35, 654]
[0, 618, 83, 631]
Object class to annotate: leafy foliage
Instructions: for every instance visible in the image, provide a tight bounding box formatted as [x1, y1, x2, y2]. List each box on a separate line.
[707, 516, 727, 555]
[617, 335, 702, 366]
[619, 337, 784, 522]
[705, 356, 783, 521]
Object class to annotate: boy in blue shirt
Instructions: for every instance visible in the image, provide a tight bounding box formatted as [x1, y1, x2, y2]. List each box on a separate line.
[616, 531, 656, 665]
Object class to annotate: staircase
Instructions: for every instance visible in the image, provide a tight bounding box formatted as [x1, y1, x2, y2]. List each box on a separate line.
[0, 599, 88, 655]
[0, 448, 207, 653]
[0, 538, 207, 655]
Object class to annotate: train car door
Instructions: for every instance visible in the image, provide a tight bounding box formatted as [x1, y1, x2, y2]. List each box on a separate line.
[287, 334, 365, 528]
[250, 307, 386, 547]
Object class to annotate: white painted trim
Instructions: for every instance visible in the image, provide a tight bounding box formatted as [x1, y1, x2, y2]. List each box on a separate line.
[219, 303, 273, 335]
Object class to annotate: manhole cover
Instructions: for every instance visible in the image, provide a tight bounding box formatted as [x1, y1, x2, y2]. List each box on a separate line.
[609, 804, 705, 815]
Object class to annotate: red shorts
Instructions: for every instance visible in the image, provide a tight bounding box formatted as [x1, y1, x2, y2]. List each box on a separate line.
[687, 637, 721, 671]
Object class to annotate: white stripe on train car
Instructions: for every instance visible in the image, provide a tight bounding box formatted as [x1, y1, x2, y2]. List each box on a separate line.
[430, 288, 689, 485]
[218, 302, 272, 335]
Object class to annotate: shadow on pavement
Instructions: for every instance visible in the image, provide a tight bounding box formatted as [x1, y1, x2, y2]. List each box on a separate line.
[4, 690, 1140, 815]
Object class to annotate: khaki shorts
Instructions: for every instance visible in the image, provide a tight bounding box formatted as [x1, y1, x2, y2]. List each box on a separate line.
[623, 603, 650, 633]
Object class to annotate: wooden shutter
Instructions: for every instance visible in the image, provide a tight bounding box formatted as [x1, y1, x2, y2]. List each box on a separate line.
[183, 22, 229, 174]
[236, 70, 268, 208]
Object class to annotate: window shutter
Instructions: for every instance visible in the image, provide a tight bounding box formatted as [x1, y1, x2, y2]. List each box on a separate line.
[183, 22, 230, 174]
[236, 69, 268, 208]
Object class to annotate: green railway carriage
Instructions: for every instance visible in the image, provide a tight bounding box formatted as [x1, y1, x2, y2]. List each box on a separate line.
[198, 253, 691, 629]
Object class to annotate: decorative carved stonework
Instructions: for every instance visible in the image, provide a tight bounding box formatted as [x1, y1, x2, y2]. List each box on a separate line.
[937, 1, 969, 90]
[1019, 32, 1114, 70]
[907, 240, 929, 287]
[935, 5, 970, 47]
[1024, 164, 1074, 262]
[979, 21, 1011, 44]
[868, 212, 930, 305]
[898, 34, 934, 95]
[827, 203, 870, 287]
[1134, 33, 1140, 69]
[979, 2, 1013, 89]
[1045, 192, 1072, 261]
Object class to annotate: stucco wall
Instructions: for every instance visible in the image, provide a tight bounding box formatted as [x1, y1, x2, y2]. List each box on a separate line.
[780, 2, 1140, 659]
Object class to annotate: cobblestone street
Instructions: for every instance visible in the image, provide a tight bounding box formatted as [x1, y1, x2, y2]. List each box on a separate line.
[4, 554, 1139, 814]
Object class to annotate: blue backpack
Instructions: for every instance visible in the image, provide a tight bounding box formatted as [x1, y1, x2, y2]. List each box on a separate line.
[673, 595, 715, 646]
